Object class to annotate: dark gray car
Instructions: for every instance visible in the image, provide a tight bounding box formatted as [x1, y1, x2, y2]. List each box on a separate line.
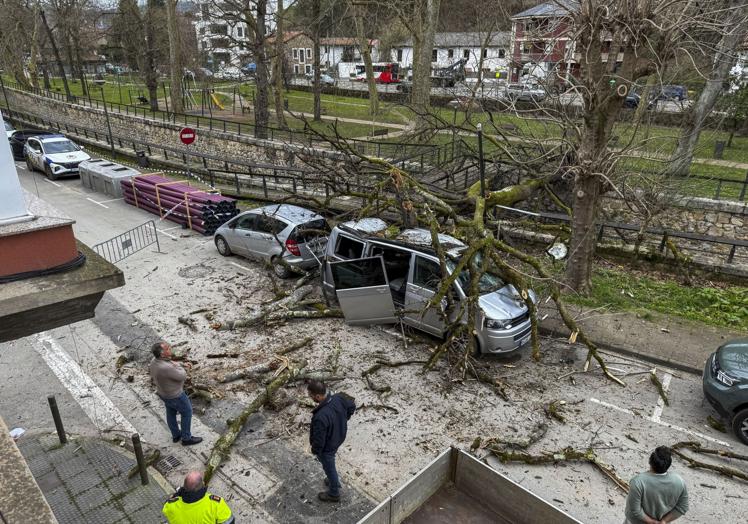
[703, 339, 748, 445]
[213, 204, 328, 278]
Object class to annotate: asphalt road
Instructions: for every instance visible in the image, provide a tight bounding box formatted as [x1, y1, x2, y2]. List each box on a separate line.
[2, 162, 745, 523]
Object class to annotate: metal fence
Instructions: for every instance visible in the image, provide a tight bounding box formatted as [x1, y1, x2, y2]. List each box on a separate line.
[92, 221, 160, 263]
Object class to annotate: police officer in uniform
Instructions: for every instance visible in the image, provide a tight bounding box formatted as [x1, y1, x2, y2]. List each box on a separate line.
[162, 471, 234, 524]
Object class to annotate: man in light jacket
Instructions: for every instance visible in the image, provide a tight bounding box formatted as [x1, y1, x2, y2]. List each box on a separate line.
[149, 341, 202, 446]
[625, 446, 688, 524]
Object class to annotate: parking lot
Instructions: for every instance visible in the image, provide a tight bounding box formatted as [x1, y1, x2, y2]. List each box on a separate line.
[2, 162, 746, 523]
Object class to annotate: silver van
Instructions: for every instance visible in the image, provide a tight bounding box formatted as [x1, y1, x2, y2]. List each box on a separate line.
[321, 219, 535, 354]
[214, 204, 328, 278]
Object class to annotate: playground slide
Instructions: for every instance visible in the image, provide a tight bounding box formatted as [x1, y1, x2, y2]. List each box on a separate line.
[210, 92, 225, 110]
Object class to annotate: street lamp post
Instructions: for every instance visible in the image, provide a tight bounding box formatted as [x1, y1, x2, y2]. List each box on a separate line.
[100, 87, 115, 155]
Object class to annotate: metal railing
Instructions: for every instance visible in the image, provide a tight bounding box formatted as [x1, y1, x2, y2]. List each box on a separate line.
[92, 221, 160, 263]
[1, 78, 439, 165]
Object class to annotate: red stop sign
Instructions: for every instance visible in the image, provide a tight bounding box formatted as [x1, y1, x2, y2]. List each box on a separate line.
[179, 127, 196, 145]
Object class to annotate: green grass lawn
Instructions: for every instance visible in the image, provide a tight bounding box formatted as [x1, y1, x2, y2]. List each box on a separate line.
[564, 268, 748, 330]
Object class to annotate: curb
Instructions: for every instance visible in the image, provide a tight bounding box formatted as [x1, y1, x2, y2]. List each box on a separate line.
[539, 325, 703, 376]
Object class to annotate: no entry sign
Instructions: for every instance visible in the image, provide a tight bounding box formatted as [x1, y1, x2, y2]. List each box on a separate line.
[179, 127, 196, 145]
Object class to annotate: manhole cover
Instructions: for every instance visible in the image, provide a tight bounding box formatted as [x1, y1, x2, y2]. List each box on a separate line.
[156, 455, 182, 473]
[178, 264, 213, 278]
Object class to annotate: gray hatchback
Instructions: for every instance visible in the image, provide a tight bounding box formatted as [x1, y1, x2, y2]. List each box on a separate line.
[703, 339, 748, 445]
[213, 204, 328, 278]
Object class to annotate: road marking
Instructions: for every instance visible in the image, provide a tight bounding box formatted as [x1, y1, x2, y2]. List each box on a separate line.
[43, 178, 61, 187]
[34, 332, 137, 435]
[230, 261, 251, 271]
[589, 398, 731, 447]
[650, 372, 672, 423]
[160, 225, 181, 231]
[96, 197, 124, 204]
[157, 229, 178, 239]
[86, 197, 109, 209]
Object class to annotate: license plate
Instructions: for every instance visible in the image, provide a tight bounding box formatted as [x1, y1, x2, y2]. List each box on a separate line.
[520, 334, 531, 346]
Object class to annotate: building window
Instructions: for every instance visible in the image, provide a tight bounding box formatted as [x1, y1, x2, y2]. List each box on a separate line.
[299, 50, 305, 63]
[294, 64, 299, 74]
[306, 48, 312, 59]
[447, 48, 454, 59]
[305, 64, 312, 74]
[463, 49, 469, 59]
[201, 5, 209, 17]
[498, 49, 505, 59]
[199, 27, 205, 35]
[397, 49, 403, 61]
[432, 48, 437, 62]
[293, 48, 298, 59]
[482, 48, 488, 59]
[237, 27, 243, 38]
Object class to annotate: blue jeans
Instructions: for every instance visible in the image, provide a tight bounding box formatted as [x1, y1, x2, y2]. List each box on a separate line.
[162, 392, 192, 442]
[317, 452, 340, 497]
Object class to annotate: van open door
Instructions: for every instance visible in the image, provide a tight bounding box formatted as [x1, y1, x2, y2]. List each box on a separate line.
[329, 256, 397, 325]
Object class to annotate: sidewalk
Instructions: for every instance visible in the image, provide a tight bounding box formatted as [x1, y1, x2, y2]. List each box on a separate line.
[17, 432, 170, 524]
[539, 303, 747, 374]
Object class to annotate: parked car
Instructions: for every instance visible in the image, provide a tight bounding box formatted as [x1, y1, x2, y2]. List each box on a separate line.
[321, 219, 536, 354]
[654, 85, 688, 101]
[4, 119, 14, 138]
[24, 135, 90, 180]
[213, 204, 329, 278]
[241, 63, 256, 76]
[396, 81, 413, 94]
[215, 67, 244, 81]
[9, 130, 59, 160]
[703, 339, 748, 445]
[504, 83, 546, 103]
[308, 73, 337, 87]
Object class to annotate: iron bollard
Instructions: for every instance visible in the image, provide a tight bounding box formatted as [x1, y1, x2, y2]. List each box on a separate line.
[47, 395, 67, 444]
[131, 433, 149, 485]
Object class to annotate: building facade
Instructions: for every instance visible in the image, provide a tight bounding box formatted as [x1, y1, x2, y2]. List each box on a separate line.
[391, 32, 510, 78]
[320, 38, 380, 78]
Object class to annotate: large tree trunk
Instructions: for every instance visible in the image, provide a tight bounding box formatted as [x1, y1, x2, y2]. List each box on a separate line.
[143, 0, 160, 112]
[272, 0, 287, 128]
[40, 10, 71, 99]
[251, 0, 270, 139]
[410, 0, 440, 133]
[353, 2, 378, 116]
[71, 31, 88, 97]
[668, 10, 745, 176]
[165, 0, 184, 114]
[28, 10, 42, 88]
[312, 0, 322, 121]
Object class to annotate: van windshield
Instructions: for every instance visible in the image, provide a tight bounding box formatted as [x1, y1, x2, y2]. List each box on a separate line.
[447, 254, 505, 295]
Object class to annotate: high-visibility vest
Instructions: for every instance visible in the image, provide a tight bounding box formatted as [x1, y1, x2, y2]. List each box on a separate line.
[162, 491, 233, 524]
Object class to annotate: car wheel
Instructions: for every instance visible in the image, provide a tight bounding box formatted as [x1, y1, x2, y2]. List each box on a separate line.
[215, 236, 231, 256]
[45, 164, 59, 181]
[732, 408, 748, 445]
[25, 156, 35, 172]
[272, 257, 292, 279]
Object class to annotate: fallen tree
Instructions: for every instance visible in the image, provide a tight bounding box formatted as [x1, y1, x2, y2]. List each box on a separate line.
[204, 359, 308, 485]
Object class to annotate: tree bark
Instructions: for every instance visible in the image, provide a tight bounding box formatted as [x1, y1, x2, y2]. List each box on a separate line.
[410, 0, 440, 133]
[312, 0, 322, 121]
[165, 0, 184, 114]
[272, 0, 287, 128]
[251, 0, 270, 139]
[669, 6, 746, 176]
[143, 0, 160, 112]
[353, 2, 378, 116]
[40, 10, 71, 99]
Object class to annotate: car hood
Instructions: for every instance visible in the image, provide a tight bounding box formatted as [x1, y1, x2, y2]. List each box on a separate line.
[478, 284, 534, 320]
[718, 339, 748, 379]
[46, 151, 90, 163]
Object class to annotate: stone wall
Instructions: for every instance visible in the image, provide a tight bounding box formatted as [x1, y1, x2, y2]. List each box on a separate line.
[5, 88, 344, 170]
[603, 194, 747, 240]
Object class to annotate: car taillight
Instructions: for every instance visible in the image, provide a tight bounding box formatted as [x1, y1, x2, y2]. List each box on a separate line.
[285, 239, 301, 256]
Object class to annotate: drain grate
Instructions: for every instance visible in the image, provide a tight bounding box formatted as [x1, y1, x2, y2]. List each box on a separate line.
[156, 455, 182, 473]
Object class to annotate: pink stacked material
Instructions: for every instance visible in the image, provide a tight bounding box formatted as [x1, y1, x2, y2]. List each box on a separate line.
[121, 174, 239, 235]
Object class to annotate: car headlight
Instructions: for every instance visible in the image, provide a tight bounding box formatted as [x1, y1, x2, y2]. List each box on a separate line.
[485, 318, 510, 330]
[716, 370, 738, 387]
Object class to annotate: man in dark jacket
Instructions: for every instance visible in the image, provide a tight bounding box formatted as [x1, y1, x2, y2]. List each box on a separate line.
[308, 380, 355, 502]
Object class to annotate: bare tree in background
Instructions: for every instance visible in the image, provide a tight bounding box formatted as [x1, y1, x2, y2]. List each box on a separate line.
[166, 0, 184, 113]
[272, 0, 288, 129]
[352, 0, 379, 115]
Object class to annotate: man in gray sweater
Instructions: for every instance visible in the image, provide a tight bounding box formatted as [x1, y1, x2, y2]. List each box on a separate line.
[625, 446, 688, 524]
[149, 342, 202, 446]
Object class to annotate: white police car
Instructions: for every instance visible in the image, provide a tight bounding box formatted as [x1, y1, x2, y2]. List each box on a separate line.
[24, 135, 91, 180]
